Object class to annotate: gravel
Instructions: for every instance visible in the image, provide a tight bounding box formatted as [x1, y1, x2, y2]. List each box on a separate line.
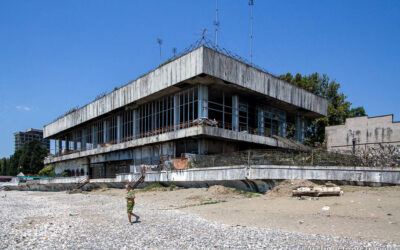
[0, 190, 398, 249]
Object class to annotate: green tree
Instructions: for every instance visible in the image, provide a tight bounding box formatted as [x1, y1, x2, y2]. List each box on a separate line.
[7, 139, 48, 175]
[279, 73, 366, 146]
[38, 165, 55, 177]
[0, 158, 10, 175]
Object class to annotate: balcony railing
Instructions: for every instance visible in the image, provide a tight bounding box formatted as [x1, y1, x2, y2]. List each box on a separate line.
[50, 119, 297, 157]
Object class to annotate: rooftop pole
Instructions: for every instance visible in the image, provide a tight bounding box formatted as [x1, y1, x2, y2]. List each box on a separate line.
[214, 0, 219, 46]
[157, 38, 163, 64]
[249, 0, 254, 64]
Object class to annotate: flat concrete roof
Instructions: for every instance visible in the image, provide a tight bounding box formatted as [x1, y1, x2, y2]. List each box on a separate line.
[44, 46, 328, 138]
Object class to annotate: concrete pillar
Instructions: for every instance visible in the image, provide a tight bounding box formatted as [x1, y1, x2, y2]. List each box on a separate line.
[57, 139, 62, 154]
[295, 115, 305, 143]
[117, 115, 122, 143]
[133, 110, 139, 137]
[198, 85, 208, 118]
[232, 95, 239, 132]
[65, 136, 69, 151]
[280, 114, 287, 137]
[173, 94, 180, 131]
[92, 125, 96, 147]
[103, 120, 107, 143]
[82, 129, 87, 149]
[257, 107, 264, 136]
[198, 139, 209, 155]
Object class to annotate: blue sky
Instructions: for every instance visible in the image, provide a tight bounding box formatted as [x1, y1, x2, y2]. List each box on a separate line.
[0, 0, 399, 158]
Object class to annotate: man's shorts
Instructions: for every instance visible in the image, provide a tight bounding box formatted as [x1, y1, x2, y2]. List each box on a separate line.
[127, 202, 135, 213]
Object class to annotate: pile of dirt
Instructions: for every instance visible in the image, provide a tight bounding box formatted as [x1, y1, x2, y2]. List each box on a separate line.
[266, 180, 316, 197]
[206, 185, 236, 195]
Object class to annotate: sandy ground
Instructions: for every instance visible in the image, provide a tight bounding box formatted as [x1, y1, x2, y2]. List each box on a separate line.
[86, 181, 400, 244]
[1, 181, 399, 248]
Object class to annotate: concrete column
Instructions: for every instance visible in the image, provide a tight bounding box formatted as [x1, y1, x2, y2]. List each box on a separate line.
[295, 115, 305, 143]
[198, 139, 208, 155]
[198, 85, 208, 118]
[57, 139, 62, 154]
[280, 114, 287, 137]
[103, 120, 107, 143]
[117, 115, 122, 143]
[232, 95, 239, 132]
[65, 136, 69, 151]
[92, 125, 96, 147]
[173, 94, 180, 131]
[82, 129, 87, 149]
[257, 107, 264, 136]
[133, 109, 139, 137]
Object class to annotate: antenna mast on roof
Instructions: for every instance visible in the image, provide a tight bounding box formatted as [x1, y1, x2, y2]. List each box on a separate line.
[157, 38, 163, 64]
[201, 28, 207, 41]
[214, 0, 219, 46]
[249, 0, 254, 64]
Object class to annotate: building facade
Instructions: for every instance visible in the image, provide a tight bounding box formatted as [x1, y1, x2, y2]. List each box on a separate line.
[14, 128, 50, 152]
[326, 115, 400, 154]
[43, 46, 328, 178]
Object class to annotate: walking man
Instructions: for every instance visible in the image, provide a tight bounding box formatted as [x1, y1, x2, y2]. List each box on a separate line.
[126, 184, 140, 224]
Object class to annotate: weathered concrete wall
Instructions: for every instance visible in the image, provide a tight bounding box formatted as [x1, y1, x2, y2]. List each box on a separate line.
[44, 47, 204, 138]
[202, 47, 328, 117]
[249, 165, 400, 184]
[326, 115, 400, 153]
[44, 46, 328, 139]
[11, 165, 399, 192]
[53, 158, 88, 176]
[45, 126, 293, 164]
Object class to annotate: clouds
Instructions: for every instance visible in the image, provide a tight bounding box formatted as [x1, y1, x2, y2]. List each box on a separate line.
[16, 105, 31, 111]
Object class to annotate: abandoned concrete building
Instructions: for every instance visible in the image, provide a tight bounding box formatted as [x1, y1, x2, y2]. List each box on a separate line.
[43, 46, 328, 178]
[326, 115, 400, 154]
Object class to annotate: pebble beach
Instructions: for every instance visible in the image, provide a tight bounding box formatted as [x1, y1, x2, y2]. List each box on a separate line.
[0, 190, 398, 249]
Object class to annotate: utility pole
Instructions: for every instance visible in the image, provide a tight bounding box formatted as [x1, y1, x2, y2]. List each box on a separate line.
[249, 0, 254, 64]
[214, 0, 219, 46]
[157, 38, 163, 64]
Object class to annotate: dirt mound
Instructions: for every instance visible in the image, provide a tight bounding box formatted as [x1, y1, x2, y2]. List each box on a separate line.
[206, 185, 236, 195]
[266, 180, 316, 197]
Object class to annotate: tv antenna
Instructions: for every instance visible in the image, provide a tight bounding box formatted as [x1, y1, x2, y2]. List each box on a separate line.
[249, 0, 254, 64]
[214, 0, 219, 46]
[201, 28, 207, 41]
[157, 38, 163, 64]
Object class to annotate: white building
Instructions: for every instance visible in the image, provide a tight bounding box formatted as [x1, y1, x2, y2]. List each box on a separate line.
[326, 115, 400, 153]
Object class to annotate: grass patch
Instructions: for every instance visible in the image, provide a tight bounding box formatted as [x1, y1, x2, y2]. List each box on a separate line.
[233, 189, 260, 198]
[143, 183, 164, 191]
[168, 184, 177, 190]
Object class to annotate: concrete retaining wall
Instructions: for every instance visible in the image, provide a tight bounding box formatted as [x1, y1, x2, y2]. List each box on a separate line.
[5, 165, 399, 193]
[248, 165, 400, 184]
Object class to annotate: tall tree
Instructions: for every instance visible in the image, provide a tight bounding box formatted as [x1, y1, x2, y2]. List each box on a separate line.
[0, 158, 9, 175]
[279, 73, 366, 146]
[7, 139, 48, 175]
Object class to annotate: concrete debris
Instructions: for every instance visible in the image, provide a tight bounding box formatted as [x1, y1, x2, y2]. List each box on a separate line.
[322, 206, 330, 211]
[193, 117, 218, 127]
[292, 185, 343, 197]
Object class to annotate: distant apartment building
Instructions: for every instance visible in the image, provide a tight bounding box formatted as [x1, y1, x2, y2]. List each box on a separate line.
[14, 129, 50, 152]
[326, 115, 400, 154]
